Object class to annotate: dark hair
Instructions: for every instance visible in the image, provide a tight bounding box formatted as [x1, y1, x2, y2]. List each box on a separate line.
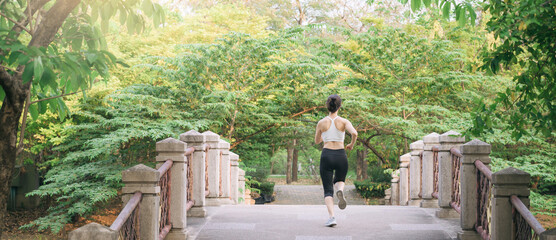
[326, 94, 342, 113]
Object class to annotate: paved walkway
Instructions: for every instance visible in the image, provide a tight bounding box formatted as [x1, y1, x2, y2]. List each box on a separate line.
[271, 185, 366, 205]
[185, 205, 461, 240]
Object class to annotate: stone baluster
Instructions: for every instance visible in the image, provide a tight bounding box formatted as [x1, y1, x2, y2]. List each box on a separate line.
[155, 138, 188, 239]
[230, 152, 239, 204]
[399, 153, 410, 206]
[421, 132, 440, 208]
[202, 131, 221, 206]
[122, 165, 160, 240]
[458, 139, 490, 239]
[384, 188, 391, 205]
[180, 130, 207, 217]
[391, 170, 400, 205]
[408, 140, 423, 206]
[218, 139, 233, 204]
[436, 131, 465, 218]
[490, 168, 529, 240]
[238, 168, 246, 204]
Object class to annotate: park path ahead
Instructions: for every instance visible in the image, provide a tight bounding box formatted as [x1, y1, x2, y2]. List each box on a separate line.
[185, 205, 460, 240]
[270, 185, 367, 205]
[185, 185, 461, 239]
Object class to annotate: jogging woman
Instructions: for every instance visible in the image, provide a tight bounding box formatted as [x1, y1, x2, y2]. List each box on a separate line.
[314, 94, 358, 227]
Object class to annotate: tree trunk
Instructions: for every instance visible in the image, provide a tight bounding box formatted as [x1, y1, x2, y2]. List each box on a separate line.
[0, 74, 29, 237]
[0, 0, 82, 235]
[286, 144, 293, 184]
[361, 148, 368, 180]
[356, 147, 369, 181]
[292, 140, 298, 182]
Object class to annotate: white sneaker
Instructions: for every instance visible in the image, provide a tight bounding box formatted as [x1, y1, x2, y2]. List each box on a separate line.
[337, 190, 347, 210]
[325, 217, 337, 227]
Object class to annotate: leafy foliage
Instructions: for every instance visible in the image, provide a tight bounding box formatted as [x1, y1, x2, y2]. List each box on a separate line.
[354, 180, 390, 198]
[24, 84, 208, 232]
[472, 0, 556, 139]
[6, 0, 555, 233]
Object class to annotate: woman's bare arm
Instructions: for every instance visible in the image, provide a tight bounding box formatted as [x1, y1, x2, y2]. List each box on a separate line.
[315, 121, 323, 144]
[344, 120, 358, 150]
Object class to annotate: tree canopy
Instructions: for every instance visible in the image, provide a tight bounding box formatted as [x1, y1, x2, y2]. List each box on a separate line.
[1, 0, 554, 234]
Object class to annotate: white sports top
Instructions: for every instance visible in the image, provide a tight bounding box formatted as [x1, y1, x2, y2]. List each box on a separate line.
[321, 116, 345, 143]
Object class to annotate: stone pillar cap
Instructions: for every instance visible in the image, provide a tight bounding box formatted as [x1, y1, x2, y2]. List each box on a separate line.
[229, 152, 239, 160]
[461, 139, 491, 154]
[410, 140, 424, 150]
[202, 131, 220, 142]
[218, 139, 231, 149]
[122, 164, 159, 182]
[492, 167, 530, 185]
[156, 137, 187, 152]
[180, 130, 205, 143]
[439, 130, 465, 143]
[423, 132, 440, 144]
[400, 153, 411, 163]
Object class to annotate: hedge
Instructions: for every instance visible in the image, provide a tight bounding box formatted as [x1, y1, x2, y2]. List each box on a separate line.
[354, 180, 390, 199]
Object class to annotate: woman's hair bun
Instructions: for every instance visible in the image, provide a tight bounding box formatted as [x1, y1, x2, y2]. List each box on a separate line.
[326, 94, 342, 113]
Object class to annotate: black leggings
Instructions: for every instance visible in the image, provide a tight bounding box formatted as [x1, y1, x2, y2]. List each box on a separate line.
[320, 148, 348, 198]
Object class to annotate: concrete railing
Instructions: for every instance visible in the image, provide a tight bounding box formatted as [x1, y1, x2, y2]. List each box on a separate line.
[387, 131, 556, 240]
[69, 130, 247, 240]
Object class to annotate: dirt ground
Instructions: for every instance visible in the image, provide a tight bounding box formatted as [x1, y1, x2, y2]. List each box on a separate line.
[2, 199, 120, 240]
[534, 211, 556, 230]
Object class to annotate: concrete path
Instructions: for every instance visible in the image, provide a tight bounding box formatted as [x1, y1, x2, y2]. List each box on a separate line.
[186, 205, 461, 240]
[271, 185, 366, 205]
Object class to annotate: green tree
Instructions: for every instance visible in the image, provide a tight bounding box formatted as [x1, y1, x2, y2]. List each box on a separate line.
[0, 0, 163, 235]
[337, 26, 504, 166]
[400, 0, 556, 139]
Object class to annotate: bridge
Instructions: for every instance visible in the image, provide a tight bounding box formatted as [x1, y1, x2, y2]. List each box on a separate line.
[69, 130, 556, 240]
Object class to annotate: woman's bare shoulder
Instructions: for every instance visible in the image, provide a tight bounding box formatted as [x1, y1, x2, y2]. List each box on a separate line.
[338, 116, 351, 124]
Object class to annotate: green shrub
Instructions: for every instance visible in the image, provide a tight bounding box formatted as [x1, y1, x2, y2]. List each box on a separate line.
[354, 180, 390, 199]
[247, 164, 271, 182]
[258, 181, 275, 196]
[367, 167, 392, 183]
[248, 181, 275, 196]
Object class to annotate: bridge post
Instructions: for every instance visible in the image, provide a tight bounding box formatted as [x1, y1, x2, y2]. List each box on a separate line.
[390, 170, 400, 205]
[155, 138, 188, 239]
[230, 152, 240, 204]
[436, 131, 465, 218]
[399, 153, 410, 205]
[202, 131, 221, 206]
[408, 140, 423, 206]
[180, 130, 207, 217]
[421, 132, 440, 208]
[491, 168, 530, 240]
[239, 168, 246, 204]
[458, 139, 490, 240]
[218, 139, 233, 204]
[122, 164, 160, 240]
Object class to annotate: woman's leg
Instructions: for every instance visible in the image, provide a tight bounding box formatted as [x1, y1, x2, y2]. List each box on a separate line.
[333, 150, 349, 209]
[324, 196, 334, 217]
[320, 149, 335, 218]
[335, 181, 345, 192]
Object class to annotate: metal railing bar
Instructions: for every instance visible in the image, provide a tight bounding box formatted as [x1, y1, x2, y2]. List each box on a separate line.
[510, 195, 546, 235]
[110, 192, 142, 231]
[157, 160, 173, 176]
[474, 160, 492, 181]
